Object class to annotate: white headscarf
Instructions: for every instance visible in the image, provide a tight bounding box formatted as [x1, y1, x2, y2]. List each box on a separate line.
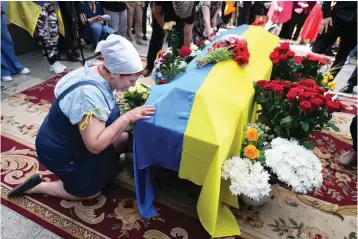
[94, 34, 143, 74]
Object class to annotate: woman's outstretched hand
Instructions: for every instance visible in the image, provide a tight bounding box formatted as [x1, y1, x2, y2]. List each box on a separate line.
[123, 105, 156, 123]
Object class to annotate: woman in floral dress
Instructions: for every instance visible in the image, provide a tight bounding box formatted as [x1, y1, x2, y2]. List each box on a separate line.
[192, 1, 222, 44]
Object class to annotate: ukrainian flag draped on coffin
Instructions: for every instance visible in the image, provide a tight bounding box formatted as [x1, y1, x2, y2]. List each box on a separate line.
[6, 1, 65, 37]
[133, 25, 279, 237]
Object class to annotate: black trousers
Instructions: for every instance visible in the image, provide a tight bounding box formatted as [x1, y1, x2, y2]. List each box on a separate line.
[348, 67, 357, 86]
[142, 1, 149, 36]
[351, 115, 357, 152]
[237, 2, 253, 26]
[312, 16, 357, 76]
[58, 2, 78, 52]
[146, 10, 164, 71]
[280, 12, 307, 40]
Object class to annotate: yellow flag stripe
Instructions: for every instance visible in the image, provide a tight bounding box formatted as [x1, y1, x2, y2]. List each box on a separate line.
[180, 26, 279, 237]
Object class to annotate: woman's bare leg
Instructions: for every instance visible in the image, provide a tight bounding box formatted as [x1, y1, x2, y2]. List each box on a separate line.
[25, 180, 101, 200]
[113, 131, 129, 154]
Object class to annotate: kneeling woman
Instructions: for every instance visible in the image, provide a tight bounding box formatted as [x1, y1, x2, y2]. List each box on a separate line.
[8, 35, 155, 200]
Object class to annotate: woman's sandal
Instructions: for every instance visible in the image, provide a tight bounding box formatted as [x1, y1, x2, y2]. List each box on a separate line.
[8, 174, 43, 198]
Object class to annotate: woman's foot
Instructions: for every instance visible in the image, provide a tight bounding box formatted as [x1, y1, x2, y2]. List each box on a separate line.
[8, 174, 43, 198]
[20, 68, 30, 74]
[1, 76, 12, 82]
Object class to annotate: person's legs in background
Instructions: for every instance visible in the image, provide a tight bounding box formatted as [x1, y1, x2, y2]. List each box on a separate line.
[34, 3, 66, 74]
[237, 2, 252, 26]
[104, 9, 120, 34]
[134, 3, 144, 44]
[1, 15, 30, 82]
[126, 5, 135, 41]
[142, 1, 149, 40]
[101, 25, 116, 38]
[338, 115, 357, 166]
[89, 22, 104, 47]
[292, 13, 306, 41]
[144, 7, 164, 77]
[340, 67, 357, 93]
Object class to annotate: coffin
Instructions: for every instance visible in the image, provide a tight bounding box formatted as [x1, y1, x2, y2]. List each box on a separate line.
[133, 25, 279, 237]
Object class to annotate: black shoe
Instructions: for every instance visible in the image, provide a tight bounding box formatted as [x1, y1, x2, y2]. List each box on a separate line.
[143, 68, 152, 77]
[143, 35, 147, 41]
[339, 85, 354, 94]
[1, 85, 6, 91]
[67, 51, 79, 62]
[8, 174, 42, 198]
[72, 50, 80, 58]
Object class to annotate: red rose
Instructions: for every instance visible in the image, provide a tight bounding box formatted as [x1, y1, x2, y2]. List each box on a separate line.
[310, 98, 324, 108]
[179, 45, 192, 58]
[196, 41, 203, 47]
[299, 100, 312, 113]
[287, 50, 295, 58]
[279, 42, 290, 51]
[279, 54, 288, 61]
[273, 85, 284, 95]
[272, 58, 280, 64]
[235, 54, 249, 66]
[269, 51, 280, 60]
[159, 79, 167, 84]
[293, 56, 303, 64]
[286, 91, 297, 102]
[256, 80, 267, 87]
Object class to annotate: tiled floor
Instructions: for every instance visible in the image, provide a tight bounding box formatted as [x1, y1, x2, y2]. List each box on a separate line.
[1, 27, 356, 239]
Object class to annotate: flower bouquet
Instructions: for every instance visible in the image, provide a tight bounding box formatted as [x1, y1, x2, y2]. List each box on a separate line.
[222, 134, 323, 203]
[254, 79, 345, 146]
[118, 83, 151, 131]
[152, 47, 187, 85]
[196, 35, 250, 68]
[269, 42, 336, 89]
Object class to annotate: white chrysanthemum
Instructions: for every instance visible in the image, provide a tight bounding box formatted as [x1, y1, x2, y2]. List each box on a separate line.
[204, 40, 210, 46]
[222, 157, 271, 201]
[265, 138, 323, 194]
[190, 43, 198, 51]
[178, 61, 187, 69]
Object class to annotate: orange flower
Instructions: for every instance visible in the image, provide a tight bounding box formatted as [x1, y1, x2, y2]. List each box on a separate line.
[156, 50, 163, 59]
[244, 145, 260, 160]
[246, 128, 259, 142]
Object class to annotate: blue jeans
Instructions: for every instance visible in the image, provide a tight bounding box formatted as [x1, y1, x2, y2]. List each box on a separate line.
[88, 22, 115, 45]
[1, 15, 24, 77]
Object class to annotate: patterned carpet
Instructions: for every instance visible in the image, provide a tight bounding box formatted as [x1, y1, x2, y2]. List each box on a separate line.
[1, 63, 357, 238]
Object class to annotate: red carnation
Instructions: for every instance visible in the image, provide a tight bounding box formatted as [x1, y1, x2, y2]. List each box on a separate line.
[299, 100, 312, 113]
[159, 79, 167, 84]
[293, 56, 303, 64]
[235, 43, 248, 53]
[299, 79, 317, 86]
[273, 85, 284, 96]
[279, 42, 290, 51]
[235, 54, 249, 66]
[256, 80, 267, 87]
[196, 41, 203, 47]
[179, 45, 192, 58]
[212, 42, 223, 49]
[279, 54, 288, 61]
[287, 50, 295, 58]
[310, 98, 324, 108]
[264, 84, 274, 91]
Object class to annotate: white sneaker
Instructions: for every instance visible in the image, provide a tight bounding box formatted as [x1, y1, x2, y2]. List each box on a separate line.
[49, 63, 65, 74]
[55, 61, 67, 70]
[1, 76, 13, 82]
[20, 68, 30, 74]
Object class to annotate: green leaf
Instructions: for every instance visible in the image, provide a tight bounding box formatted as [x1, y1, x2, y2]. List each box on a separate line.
[326, 122, 340, 132]
[280, 116, 293, 126]
[300, 121, 309, 132]
[304, 141, 315, 150]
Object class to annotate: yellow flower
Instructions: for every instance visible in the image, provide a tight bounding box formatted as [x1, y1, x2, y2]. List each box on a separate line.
[327, 82, 333, 87]
[321, 79, 328, 85]
[128, 87, 135, 93]
[246, 128, 260, 142]
[244, 145, 260, 160]
[142, 93, 148, 99]
[331, 81, 336, 85]
[329, 85, 336, 91]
